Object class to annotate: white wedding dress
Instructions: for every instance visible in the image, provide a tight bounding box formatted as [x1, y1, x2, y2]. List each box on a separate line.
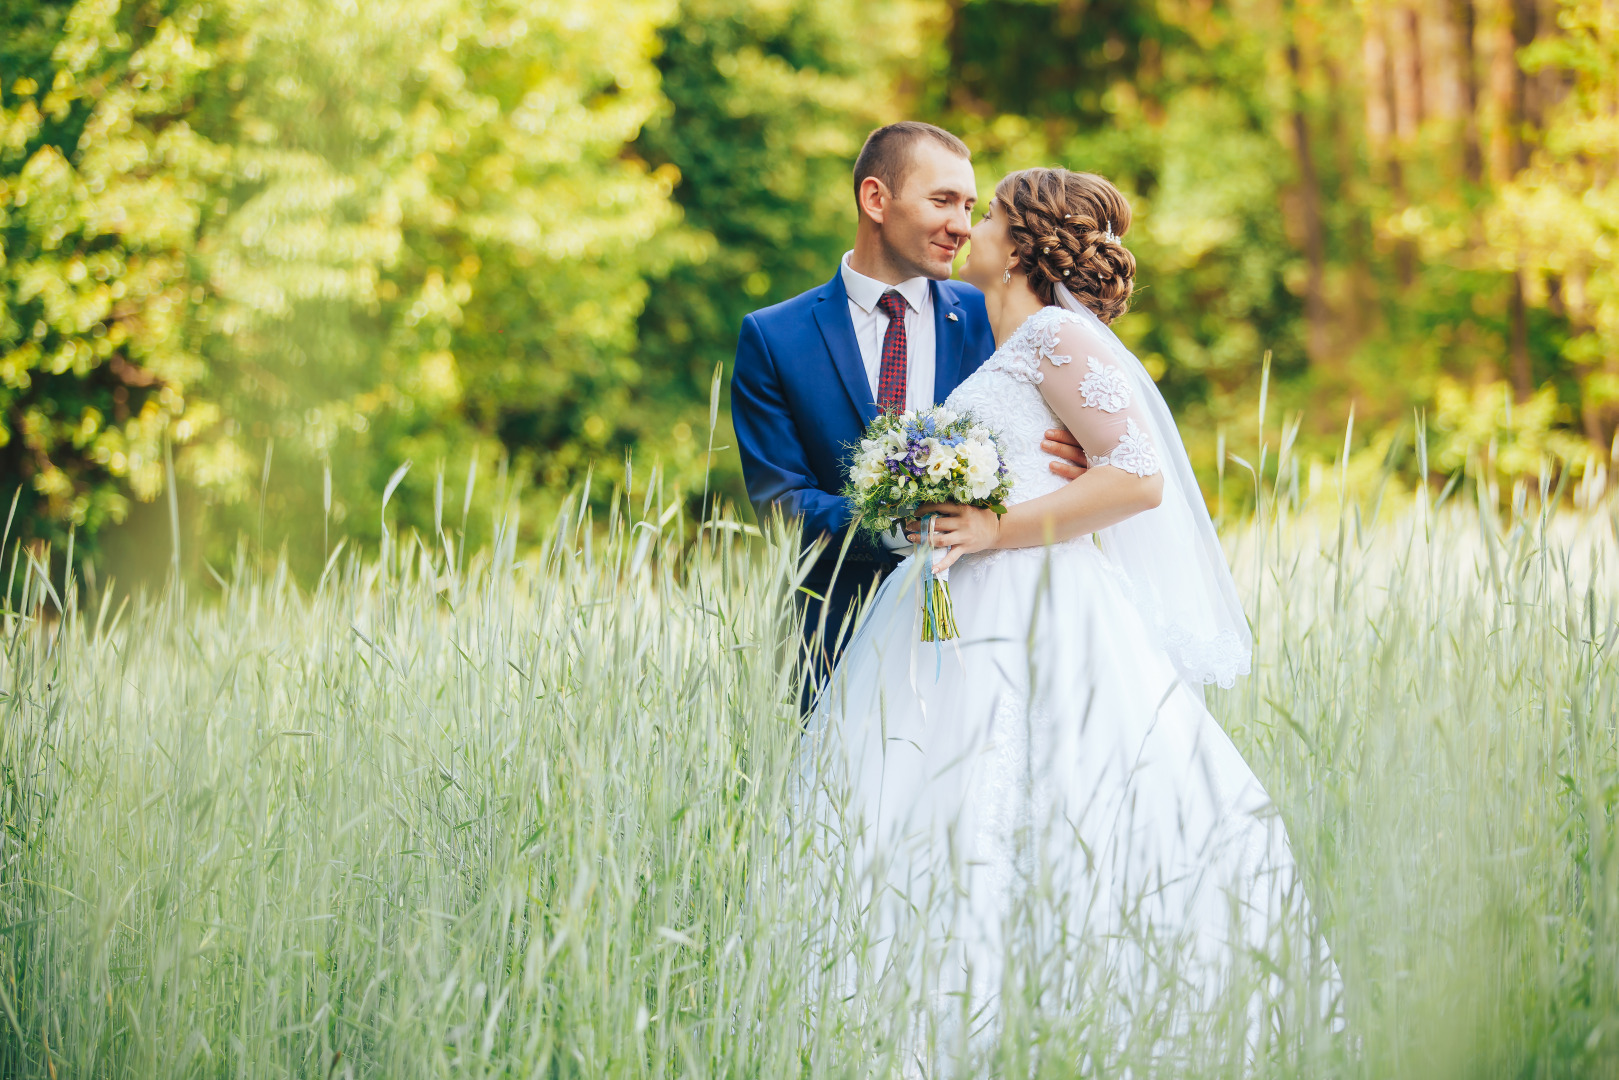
[808, 306, 1336, 1063]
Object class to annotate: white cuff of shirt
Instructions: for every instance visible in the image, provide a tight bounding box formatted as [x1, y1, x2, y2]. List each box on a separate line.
[878, 522, 915, 556]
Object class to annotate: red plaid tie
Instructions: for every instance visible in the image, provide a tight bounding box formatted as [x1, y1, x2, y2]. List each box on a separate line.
[875, 291, 909, 413]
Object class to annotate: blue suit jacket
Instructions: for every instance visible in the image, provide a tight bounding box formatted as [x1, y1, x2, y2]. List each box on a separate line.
[732, 271, 996, 586]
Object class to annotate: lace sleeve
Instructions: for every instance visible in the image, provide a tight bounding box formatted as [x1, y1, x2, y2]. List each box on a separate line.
[1030, 315, 1162, 477]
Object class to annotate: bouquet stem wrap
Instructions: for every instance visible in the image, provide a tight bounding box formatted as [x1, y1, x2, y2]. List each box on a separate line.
[919, 515, 958, 642]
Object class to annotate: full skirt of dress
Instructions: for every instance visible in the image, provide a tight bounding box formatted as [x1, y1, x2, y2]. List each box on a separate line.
[805, 538, 1337, 1060]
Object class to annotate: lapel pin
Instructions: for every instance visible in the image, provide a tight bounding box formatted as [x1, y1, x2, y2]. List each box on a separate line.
[946, 311, 959, 322]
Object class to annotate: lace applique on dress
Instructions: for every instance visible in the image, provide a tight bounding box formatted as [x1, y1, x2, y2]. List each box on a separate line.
[948, 306, 1101, 510]
[981, 307, 1080, 385]
[984, 345, 1045, 385]
[1078, 356, 1131, 412]
[1023, 307, 1074, 368]
[1089, 417, 1161, 477]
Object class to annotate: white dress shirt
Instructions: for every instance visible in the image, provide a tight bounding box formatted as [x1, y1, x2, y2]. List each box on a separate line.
[841, 252, 935, 554]
[840, 251, 935, 413]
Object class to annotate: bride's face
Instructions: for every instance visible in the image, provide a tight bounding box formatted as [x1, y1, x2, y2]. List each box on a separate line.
[960, 198, 1012, 289]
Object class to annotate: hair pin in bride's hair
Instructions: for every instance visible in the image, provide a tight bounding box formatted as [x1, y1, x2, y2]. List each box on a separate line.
[1104, 221, 1117, 243]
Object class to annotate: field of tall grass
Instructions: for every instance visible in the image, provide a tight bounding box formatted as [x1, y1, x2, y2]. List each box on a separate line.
[1, 453, 1616, 1077]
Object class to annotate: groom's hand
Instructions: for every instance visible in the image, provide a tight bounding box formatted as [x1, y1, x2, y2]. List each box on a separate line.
[1043, 428, 1088, 479]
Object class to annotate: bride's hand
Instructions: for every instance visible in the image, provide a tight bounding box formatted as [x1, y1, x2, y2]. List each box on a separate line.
[906, 502, 1000, 572]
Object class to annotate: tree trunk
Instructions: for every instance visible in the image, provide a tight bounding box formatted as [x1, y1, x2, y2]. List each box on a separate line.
[1509, 273, 1533, 399]
[1288, 41, 1331, 363]
[1579, 351, 1619, 454]
[1451, 0, 1483, 182]
[1506, 0, 1537, 397]
[1380, 9, 1418, 287]
[1487, 18, 1518, 182]
[1403, 7, 1427, 133]
[1363, 13, 1392, 152]
[1511, 0, 1538, 162]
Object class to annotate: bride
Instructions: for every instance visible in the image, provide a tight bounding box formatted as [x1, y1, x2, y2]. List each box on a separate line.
[808, 168, 1337, 1066]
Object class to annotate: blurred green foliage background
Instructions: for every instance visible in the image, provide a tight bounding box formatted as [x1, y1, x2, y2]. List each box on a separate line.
[3, 0, 1616, 579]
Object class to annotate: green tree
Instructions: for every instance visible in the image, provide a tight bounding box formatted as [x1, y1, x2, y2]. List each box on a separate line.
[1491, 0, 1619, 455]
[917, 0, 1594, 492]
[634, 0, 942, 513]
[185, 0, 679, 569]
[2, 0, 678, 570]
[921, 0, 1309, 469]
[1, 0, 216, 542]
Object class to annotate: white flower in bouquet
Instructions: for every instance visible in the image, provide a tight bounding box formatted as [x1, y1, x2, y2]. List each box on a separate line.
[923, 438, 955, 479]
[963, 440, 1002, 499]
[851, 451, 885, 492]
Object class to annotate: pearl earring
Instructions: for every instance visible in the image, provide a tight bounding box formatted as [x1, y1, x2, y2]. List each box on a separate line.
[1002, 267, 1012, 284]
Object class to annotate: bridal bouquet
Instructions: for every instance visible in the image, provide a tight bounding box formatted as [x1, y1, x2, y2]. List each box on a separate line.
[842, 406, 1012, 641]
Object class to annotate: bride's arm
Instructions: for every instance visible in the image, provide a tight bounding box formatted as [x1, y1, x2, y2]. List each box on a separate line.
[914, 320, 1165, 570]
[998, 460, 1161, 540]
[916, 455, 1162, 570]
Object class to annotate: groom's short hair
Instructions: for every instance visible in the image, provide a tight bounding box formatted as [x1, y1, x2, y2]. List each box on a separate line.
[853, 122, 970, 200]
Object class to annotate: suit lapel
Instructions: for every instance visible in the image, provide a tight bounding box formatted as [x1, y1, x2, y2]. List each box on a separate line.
[811, 273, 879, 426]
[931, 280, 967, 404]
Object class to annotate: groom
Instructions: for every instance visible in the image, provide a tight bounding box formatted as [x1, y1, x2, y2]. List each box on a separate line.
[731, 121, 1085, 671]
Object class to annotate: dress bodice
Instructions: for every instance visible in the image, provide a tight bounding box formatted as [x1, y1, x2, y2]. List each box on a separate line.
[940, 305, 1168, 583]
[945, 305, 1161, 510]
[943, 308, 1073, 508]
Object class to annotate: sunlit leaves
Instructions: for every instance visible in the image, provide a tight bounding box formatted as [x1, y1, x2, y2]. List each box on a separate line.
[2, 0, 678, 561]
[1491, 0, 1619, 444]
[1, 6, 209, 535]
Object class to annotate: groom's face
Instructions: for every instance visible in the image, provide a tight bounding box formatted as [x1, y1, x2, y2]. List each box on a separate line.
[880, 141, 978, 280]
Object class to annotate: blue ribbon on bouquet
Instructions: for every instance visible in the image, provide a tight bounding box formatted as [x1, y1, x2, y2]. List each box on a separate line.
[921, 512, 943, 679]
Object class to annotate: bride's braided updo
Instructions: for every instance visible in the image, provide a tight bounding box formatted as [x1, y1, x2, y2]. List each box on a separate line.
[995, 168, 1135, 324]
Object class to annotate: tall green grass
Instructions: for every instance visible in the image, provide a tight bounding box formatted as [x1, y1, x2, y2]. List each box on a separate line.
[1218, 452, 1619, 1078]
[0, 464, 1616, 1077]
